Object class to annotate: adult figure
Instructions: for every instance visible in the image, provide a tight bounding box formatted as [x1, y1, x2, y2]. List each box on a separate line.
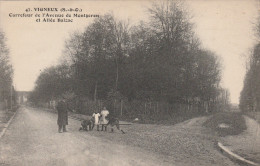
[100, 107, 109, 131]
[56, 97, 68, 133]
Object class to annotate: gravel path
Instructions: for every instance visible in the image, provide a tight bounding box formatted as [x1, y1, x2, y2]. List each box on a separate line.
[87, 116, 237, 166]
[0, 106, 236, 166]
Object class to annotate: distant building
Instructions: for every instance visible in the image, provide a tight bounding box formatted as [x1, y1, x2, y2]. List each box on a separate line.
[16, 91, 30, 104]
[230, 103, 240, 112]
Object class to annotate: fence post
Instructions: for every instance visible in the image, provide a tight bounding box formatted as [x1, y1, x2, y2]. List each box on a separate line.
[120, 100, 123, 116]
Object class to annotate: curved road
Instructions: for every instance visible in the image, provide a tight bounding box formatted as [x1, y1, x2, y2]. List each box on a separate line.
[0, 107, 236, 166]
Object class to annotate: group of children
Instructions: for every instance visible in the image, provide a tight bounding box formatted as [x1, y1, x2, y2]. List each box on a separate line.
[92, 107, 109, 131]
[79, 107, 126, 134]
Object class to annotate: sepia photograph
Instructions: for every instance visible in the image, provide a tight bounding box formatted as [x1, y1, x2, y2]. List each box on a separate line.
[0, 0, 259, 165]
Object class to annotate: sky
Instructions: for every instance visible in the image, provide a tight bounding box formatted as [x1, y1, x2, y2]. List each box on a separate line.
[0, 0, 259, 104]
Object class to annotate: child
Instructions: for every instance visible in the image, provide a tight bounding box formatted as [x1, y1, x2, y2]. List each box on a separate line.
[92, 110, 100, 131]
[100, 107, 109, 131]
[79, 117, 94, 131]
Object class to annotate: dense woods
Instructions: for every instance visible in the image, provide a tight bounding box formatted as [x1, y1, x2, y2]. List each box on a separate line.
[239, 18, 260, 112]
[30, 1, 230, 120]
[0, 30, 14, 109]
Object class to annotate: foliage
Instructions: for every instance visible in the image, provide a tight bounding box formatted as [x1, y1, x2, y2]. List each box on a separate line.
[240, 31, 260, 112]
[30, 1, 227, 115]
[203, 112, 246, 136]
[0, 30, 14, 105]
[29, 64, 73, 103]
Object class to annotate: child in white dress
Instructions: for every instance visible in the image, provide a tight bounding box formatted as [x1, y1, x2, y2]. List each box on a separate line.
[92, 111, 100, 131]
[100, 107, 109, 131]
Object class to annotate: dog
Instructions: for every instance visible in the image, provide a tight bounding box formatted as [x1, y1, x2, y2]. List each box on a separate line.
[106, 116, 126, 134]
[79, 117, 94, 131]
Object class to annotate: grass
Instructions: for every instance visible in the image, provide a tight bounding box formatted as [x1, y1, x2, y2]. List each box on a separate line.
[203, 112, 247, 137]
[0, 111, 14, 123]
[121, 110, 207, 125]
[0, 108, 18, 133]
[244, 111, 260, 124]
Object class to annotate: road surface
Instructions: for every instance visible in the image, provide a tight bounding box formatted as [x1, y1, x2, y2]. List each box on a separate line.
[0, 106, 236, 166]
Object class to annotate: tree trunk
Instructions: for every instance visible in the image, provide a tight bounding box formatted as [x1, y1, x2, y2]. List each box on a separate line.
[115, 56, 119, 91]
[157, 102, 159, 113]
[94, 81, 97, 102]
[114, 99, 117, 114]
[144, 102, 147, 115]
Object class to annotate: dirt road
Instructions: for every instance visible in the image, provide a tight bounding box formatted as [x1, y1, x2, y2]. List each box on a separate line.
[0, 107, 236, 166]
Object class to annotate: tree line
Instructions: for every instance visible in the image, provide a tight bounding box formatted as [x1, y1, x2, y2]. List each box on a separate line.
[0, 30, 15, 109]
[30, 1, 230, 118]
[240, 16, 260, 112]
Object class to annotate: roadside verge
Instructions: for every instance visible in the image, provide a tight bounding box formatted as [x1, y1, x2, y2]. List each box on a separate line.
[203, 112, 260, 165]
[0, 107, 19, 139]
[217, 142, 259, 166]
